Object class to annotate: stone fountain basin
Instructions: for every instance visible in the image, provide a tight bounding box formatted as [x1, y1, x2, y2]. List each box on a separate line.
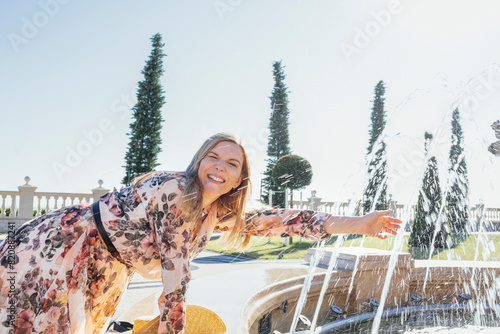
[242, 247, 500, 334]
[301, 303, 500, 333]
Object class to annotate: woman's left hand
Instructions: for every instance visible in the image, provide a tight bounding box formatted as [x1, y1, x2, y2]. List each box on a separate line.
[356, 210, 402, 239]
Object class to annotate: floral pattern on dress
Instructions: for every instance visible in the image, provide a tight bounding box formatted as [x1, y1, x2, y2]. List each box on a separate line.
[215, 208, 330, 241]
[0, 204, 133, 334]
[0, 172, 331, 334]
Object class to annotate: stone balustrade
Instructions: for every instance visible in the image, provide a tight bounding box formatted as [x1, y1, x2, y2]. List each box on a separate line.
[0, 176, 109, 232]
[291, 191, 500, 232]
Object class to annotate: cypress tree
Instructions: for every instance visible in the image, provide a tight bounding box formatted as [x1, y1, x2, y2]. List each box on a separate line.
[446, 108, 469, 241]
[488, 120, 500, 156]
[409, 133, 449, 249]
[122, 33, 166, 186]
[261, 61, 291, 207]
[362, 81, 388, 214]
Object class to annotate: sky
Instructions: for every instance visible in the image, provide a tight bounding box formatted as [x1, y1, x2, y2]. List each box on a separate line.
[1, 0, 499, 210]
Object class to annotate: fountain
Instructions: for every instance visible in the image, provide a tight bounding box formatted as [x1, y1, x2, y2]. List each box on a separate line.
[242, 247, 500, 333]
[242, 65, 500, 334]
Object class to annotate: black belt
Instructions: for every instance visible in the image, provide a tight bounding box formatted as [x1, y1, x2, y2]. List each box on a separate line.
[91, 201, 127, 265]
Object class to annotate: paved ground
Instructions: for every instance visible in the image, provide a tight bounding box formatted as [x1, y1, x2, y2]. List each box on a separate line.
[111, 250, 311, 333]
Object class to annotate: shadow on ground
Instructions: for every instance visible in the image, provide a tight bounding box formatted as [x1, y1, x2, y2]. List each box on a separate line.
[192, 254, 254, 264]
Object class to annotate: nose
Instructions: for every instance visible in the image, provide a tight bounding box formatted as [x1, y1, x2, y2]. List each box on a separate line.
[215, 160, 224, 170]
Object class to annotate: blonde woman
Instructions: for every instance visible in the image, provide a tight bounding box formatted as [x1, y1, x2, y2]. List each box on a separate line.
[0, 133, 401, 334]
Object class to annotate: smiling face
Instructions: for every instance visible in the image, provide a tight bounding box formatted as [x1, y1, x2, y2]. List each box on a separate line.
[197, 141, 244, 205]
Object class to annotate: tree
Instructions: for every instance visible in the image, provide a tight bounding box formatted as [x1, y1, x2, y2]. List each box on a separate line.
[362, 81, 388, 214]
[272, 155, 313, 208]
[488, 120, 500, 156]
[272, 154, 312, 245]
[445, 108, 469, 241]
[261, 61, 292, 207]
[122, 33, 166, 186]
[409, 133, 450, 249]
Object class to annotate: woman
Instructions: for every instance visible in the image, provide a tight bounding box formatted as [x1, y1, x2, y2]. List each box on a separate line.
[0, 133, 401, 334]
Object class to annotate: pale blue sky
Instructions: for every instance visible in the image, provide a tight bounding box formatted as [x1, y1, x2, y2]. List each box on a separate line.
[1, 0, 499, 208]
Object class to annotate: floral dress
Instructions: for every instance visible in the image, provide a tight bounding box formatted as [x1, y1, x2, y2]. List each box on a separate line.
[0, 172, 330, 334]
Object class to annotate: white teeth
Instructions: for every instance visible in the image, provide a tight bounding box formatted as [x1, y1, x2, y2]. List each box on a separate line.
[208, 175, 225, 183]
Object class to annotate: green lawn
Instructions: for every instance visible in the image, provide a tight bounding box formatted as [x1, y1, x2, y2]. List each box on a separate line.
[205, 233, 500, 262]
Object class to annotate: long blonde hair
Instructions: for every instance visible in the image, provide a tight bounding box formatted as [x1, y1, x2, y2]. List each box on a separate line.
[132, 133, 252, 250]
[184, 133, 252, 249]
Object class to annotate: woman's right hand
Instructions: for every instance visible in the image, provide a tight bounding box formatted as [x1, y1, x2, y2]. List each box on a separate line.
[355, 210, 402, 239]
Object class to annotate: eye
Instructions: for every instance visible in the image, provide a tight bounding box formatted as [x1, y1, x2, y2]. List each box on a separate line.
[229, 162, 237, 167]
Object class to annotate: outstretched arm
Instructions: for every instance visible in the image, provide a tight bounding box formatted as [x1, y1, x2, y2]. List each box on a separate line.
[323, 210, 402, 239]
[216, 205, 402, 241]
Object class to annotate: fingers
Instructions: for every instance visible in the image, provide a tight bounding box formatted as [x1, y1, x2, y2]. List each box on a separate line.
[380, 215, 401, 223]
[380, 216, 402, 228]
[382, 226, 397, 235]
[376, 216, 402, 238]
[366, 212, 403, 239]
[383, 221, 401, 230]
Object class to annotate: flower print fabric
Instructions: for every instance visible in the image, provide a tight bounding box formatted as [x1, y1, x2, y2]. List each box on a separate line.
[216, 208, 331, 241]
[0, 204, 133, 334]
[0, 172, 331, 334]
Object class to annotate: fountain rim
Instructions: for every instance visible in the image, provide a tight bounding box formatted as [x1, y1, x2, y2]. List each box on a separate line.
[293, 303, 500, 333]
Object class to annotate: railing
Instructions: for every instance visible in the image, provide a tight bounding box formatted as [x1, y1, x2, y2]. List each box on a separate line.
[291, 191, 500, 232]
[0, 177, 109, 232]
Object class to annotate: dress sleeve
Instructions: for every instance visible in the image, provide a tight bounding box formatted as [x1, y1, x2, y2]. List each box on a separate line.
[215, 207, 331, 241]
[145, 174, 190, 334]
